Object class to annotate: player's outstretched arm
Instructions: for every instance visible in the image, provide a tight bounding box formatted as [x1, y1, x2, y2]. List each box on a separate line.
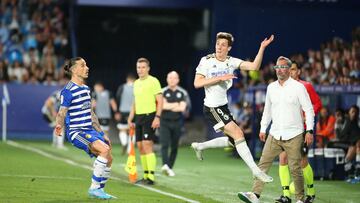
[54, 106, 68, 136]
[194, 74, 236, 89]
[240, 34, 274, 71]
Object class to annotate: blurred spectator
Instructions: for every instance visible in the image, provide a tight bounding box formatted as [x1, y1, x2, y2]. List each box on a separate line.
[316, 107, 336, 147]
[42, 73, 56, 86]
[8, 60, 27, 83]
[0, 22, 10, 44]
[0, 60, 9, 82]
[23, 47, 39, 67]
[92, 82, 118, 135]
[329, 106, 360, 180]
[237, 102, 253, 139]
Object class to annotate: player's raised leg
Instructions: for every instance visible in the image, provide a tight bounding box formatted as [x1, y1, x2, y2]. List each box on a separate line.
[224, 121, 273, 183]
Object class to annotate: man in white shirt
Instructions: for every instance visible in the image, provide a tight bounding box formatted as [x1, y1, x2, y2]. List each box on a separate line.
[238, 56, 314, 203]
[192, 32, 274, 184]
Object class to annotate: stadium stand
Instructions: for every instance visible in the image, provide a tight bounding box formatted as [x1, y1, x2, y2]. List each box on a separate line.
[0, 0, 69, 85]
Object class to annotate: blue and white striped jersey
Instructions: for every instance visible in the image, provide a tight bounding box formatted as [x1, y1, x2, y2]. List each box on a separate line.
[60, 81, 92, 134]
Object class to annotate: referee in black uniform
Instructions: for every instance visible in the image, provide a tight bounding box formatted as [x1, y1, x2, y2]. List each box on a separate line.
[160, 71, 187, 177]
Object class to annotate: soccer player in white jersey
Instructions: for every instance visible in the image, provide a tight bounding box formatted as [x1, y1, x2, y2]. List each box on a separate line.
[192, 32, 274, 184]
[54, 57, 116, 200]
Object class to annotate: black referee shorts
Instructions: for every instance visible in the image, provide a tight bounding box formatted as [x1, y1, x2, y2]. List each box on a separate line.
[135, 112, 156, 142]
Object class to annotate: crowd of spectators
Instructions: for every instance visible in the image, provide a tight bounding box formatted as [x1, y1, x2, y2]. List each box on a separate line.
[240, 27, 360, 87]
[0, 0, 69, 85]
[0, 1, 359, 89]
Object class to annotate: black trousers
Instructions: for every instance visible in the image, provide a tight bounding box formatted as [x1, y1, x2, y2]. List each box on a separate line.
[159, 118, 182, 168]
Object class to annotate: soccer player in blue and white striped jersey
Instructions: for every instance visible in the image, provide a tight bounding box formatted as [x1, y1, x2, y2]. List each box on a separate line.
[54, 57, 116, 200]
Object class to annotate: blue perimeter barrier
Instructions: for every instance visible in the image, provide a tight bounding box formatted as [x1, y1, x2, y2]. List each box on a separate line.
[0, 84, 61, 140]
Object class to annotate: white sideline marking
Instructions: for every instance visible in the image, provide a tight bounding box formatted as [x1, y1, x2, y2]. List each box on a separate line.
[7, 141, 200, 203]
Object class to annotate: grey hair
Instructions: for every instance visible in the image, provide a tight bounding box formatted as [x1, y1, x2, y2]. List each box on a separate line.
[276, 56, 292, 67]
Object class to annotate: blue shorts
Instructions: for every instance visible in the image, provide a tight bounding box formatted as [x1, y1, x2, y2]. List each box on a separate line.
[67, 129, 107, 157]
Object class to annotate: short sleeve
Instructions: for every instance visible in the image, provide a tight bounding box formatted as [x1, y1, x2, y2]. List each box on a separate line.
[195, 57, 207, 76]
[152, 78, 162, 95]
[60, 89, 73, 107]
[230, 57, 244, 69]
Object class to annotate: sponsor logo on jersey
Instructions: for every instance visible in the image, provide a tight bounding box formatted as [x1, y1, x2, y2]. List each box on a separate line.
[82, 101, 91, 109]
[210, 69, 230, 77]
[85, 134, 92, 139]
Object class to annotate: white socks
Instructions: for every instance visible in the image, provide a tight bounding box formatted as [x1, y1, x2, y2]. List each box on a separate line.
[52, 130, 64, 148]
[119, 131, 128, 146]
[90, 156, 108, 189]
[235, 139, 261, 174]
[100, 167, 111, 189]
[197, 136, 229, 150]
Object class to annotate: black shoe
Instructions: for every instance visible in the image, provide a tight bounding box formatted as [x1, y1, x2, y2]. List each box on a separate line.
[275, 195, 291, 203]
[304, 195, 315, 203]
[135, 178, 147, 184]
[146, 179, 155, 185]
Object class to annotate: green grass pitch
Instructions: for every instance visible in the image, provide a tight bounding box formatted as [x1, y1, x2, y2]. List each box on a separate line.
[1, 141, 359, 203]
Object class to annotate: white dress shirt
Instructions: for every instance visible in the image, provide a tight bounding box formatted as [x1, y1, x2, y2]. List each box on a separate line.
[260, 77, 314, 140]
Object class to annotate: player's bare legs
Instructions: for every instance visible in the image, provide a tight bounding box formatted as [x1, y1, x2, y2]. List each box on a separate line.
[223, 121, 273, 183]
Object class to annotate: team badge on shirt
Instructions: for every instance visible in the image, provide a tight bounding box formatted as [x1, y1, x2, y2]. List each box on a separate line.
[85, 134, 92, 139]
[82, 101, 91, 110]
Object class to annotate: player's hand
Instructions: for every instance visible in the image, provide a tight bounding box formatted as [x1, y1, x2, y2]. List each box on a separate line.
[260, 35, 274, 48]
[219, 74, 237, 81]
[103, 134, 112, 148]
[151, 117, 160, 129]
[259, 132, 267, 142]
[128, 120, 135, 129]
[54, 124, 62, 136]
[304, 132, 313, 146]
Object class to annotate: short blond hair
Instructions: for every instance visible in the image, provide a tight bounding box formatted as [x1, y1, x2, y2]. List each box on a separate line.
[137, 57, 150, 66]
[216, 32, 234, 46]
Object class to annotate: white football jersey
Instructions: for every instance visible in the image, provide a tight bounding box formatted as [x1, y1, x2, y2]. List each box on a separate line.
[196, 54, 243, 107]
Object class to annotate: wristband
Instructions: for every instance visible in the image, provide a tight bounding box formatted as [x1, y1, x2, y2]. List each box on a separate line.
[155, 115, 161, 118]
[305, 130, 313, 134]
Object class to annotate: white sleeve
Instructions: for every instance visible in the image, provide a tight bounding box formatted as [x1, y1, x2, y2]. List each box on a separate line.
[260, 86, 272, 133]
[195, 57, 207, 76]
[298, 85, 315, 131]
[230, 57, 244, 69]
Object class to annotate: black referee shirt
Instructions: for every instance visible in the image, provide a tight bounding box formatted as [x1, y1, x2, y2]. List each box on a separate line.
[162, 87, 185, 120]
